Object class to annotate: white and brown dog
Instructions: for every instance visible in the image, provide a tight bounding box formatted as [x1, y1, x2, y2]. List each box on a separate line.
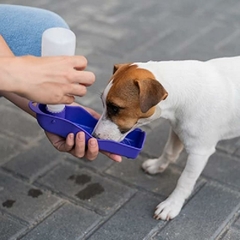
[93, 57, 240, 221]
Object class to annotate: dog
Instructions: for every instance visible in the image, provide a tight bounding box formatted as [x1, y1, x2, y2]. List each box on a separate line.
[93, 57, 240, 221]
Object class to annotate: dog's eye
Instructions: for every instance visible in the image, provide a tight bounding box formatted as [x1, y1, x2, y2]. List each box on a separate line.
[112, 106, 119, 114]
[107, 102, 121, 116]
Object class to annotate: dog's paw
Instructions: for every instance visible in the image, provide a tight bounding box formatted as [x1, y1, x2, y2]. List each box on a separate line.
[154, 197, 184, 221]
[142, 158, 169, 174]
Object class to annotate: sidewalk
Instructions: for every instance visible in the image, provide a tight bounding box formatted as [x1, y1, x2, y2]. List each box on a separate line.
[1, 0, 240, 239]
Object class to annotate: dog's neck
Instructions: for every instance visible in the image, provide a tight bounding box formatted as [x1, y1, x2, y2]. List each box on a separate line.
[136, 61, 184, 124]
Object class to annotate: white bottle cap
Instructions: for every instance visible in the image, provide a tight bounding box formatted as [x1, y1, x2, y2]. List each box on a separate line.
[46, 104, 65, 113]
[42, 28, 76, 113]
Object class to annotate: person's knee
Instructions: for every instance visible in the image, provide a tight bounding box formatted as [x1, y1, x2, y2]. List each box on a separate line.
[0, 5, 70, 56]
[37, 8, 69, 29]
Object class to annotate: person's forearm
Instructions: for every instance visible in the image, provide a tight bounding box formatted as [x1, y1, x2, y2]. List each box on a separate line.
[0, 35, 16, 92]
[0, 90, 35, 117]
[0, 34, 95, 105]
[0, 35, 35, 117]
[0, 35, 13, 56]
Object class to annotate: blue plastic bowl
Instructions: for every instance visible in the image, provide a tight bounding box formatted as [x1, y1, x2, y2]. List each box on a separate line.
[29, 102, 146, 159]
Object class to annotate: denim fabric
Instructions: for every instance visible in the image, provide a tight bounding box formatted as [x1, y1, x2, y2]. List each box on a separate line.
[0, 4, 69, 56]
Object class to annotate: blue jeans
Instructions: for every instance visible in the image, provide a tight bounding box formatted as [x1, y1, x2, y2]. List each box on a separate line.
[0, 4, 69, 56]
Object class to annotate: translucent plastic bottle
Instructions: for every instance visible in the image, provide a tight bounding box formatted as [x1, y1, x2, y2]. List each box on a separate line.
[41, 27, 76, 117]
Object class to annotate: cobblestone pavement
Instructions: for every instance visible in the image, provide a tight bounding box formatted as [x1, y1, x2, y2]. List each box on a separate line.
[1, 0, 240, 239]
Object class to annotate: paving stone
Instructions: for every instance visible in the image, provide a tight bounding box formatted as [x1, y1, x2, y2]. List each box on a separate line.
[126, 14, 218, 61]
[66, 153, 114, 173]
[232, 144, 240, 158]
[201, 152, 240, 190]
[217, 138, 240, 155]
[0, 133, 25, 166]
[233, 215, 240, 227]
[106, 157, 180, 197]
[78, 21, 127, 41]
[21, 203, 101, 240]
[88, 192, 165, 240]
[164, 0, 219, 18]
[176, 147, 240, 189]
[0, 213, 27, 240]
[153, 182, 240, 240]
[141, 119, 170, 158]
[0, 101, 43, 142]
[37, 162, 135, 215]
[0, 170, 62, 224]
[75, 29, 116, 56]
[125, 27, 177, 62]
[220, 227, 240, 240]
[3, 138, 63, 182]
[85, 51, 120, 77]
[96, 10, 171, 59]
[106, 154, 204, 198]
[198, 0, 240, 21]
[169, 22, 231, 56]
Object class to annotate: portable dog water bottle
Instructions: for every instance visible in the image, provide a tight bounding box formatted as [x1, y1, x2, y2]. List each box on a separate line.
[29, 28, 146, 159]
[41, 27, 76, 117]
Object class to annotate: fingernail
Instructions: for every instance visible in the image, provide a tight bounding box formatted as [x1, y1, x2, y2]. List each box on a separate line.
[116, 157, 122, 162]
[69, 133, 74, 139]
[78, 132, 85, 141]
[89, 139, 97, 147]
[112, 155, 122, 162]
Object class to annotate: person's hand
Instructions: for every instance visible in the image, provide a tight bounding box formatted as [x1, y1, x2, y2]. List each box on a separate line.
[45, 104, 122, 162]
[1, 55, 95, 104]
[45, 131, 122, 162]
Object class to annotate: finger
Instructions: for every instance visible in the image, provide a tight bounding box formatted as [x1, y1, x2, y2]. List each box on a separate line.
[71, 71, 95, 86]
[101, 151, 122, 162]
[85, 138, 99, 161]
[38, 94, 75, 105]
[63, 84, 87, 98]
[64, 133, 75, 151]
[65, 55, 87, 70]
[74, 132, 86, 158]
[61, 95, 75, 104]
[69, 56, 88, 70]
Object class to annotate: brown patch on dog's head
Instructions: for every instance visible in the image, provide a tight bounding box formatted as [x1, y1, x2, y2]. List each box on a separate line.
[113, 63, 126, 74]
[105, 63, 168, 133]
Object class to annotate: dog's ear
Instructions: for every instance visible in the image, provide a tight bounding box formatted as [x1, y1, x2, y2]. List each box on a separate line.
[113, 63, 131, 74]
[134, 79, 168, 113]
[113, 64, 122, 74]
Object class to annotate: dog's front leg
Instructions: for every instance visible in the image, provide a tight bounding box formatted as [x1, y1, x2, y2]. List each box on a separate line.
[154, 153, 210, 221]
[142, 128, 184, 173]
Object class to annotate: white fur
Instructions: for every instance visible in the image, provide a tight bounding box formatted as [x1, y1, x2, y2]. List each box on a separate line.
[94, 56, 240, 220]
[93, 80, 135, 141]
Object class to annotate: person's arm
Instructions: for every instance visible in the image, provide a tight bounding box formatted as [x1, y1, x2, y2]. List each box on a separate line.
[0, 35, 35, 115]
[0, 35, 122, 162]
[0, 35, 95, 104]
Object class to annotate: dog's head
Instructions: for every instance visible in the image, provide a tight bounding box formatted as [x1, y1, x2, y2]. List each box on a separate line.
[93, 63, 168, 141]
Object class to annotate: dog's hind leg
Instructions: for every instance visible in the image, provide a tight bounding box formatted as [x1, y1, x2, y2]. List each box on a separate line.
[154, 151, 213, 220]
[142, 128, 184, 174]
